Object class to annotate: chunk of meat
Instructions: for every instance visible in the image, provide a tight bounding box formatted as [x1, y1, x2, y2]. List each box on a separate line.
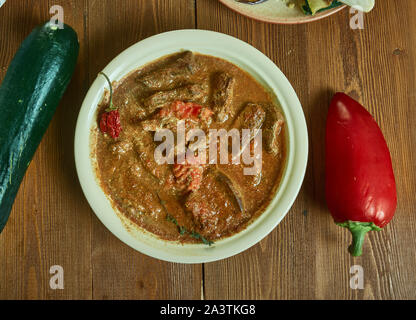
[263, 105, 285, 155]
[143, 83, 208, 113]
[232, 103, 265, 139]
[215, 170, 245, 213]
[229, 103, 265, 159]
[212, 72, 235, 123]
[121, 93, 147, 121]
[184, 172, 246, 238]
[234, 103, 266, 132]
[138, 51, 197, 90]
[133, 130, 175, 188]
[123, 101, 147, 122]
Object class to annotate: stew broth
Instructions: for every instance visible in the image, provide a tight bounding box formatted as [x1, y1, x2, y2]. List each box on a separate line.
[94, 51, 287, 243]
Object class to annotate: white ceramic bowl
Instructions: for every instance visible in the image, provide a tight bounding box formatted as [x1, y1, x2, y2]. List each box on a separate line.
[75, 30, 308, 263]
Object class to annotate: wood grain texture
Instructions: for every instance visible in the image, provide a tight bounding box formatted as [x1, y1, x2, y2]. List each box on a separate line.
[0, 0, 201, 300]
[0, 0, 93, 300]
[0, 0, 415, 300]
[198, 0, 416, 300]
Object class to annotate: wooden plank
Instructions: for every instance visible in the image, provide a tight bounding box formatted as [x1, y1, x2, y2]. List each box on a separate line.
[87, 0, 201, 300]
[1, 0, 415, 300]
[0, 0, 92, 299]
[198, 0, 416, 299]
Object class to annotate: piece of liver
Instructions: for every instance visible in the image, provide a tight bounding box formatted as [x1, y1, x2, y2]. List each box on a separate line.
[212, 72, 235, 123]
[184, 172, 246, 238]
[138, 51, 197, 90]
[143, 83, 209, 112]
[263, 104, 285, 156]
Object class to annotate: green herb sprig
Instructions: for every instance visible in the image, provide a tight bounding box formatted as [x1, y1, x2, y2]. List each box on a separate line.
[166, 214, 214, 246]
[158, 192, 214, 246]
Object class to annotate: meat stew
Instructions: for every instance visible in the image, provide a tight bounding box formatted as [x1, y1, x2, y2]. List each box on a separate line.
[94, 51, 287, 244]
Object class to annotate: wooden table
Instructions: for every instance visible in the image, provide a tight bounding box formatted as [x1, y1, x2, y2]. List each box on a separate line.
[0, 0, 415, 300]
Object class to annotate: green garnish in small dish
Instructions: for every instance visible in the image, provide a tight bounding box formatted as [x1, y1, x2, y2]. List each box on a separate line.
[302, 0, 343, 16]
[301, 0, 375, 15]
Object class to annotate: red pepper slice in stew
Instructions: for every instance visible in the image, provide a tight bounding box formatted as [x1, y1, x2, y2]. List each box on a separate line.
[160, 101, 213, 121]
[100, 110, 122, 139]
[173, 163, 203, 192]
[98, 72, 122, 139]
[325, 92, 397, 256]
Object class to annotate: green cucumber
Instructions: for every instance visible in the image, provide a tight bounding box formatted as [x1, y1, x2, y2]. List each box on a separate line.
[0, 21, 79, 232]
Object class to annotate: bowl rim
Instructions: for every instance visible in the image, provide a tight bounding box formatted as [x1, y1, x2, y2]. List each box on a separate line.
[74, 29, 308, 263]
[218, 0, 347, 25]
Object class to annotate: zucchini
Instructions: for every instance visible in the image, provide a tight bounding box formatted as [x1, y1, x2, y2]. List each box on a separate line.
[0, 22, 79, 232]
[302, 0, 343, 15]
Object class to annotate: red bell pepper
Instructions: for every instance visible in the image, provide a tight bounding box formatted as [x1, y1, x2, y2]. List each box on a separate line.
[325, 93, 397, 256]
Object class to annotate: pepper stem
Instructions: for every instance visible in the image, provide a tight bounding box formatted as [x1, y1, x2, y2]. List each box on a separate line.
[99, 72, 116, 112]
[336, 221, 382, 257]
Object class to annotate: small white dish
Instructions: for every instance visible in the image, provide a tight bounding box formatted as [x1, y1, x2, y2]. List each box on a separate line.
[75, 30, 308, 263]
